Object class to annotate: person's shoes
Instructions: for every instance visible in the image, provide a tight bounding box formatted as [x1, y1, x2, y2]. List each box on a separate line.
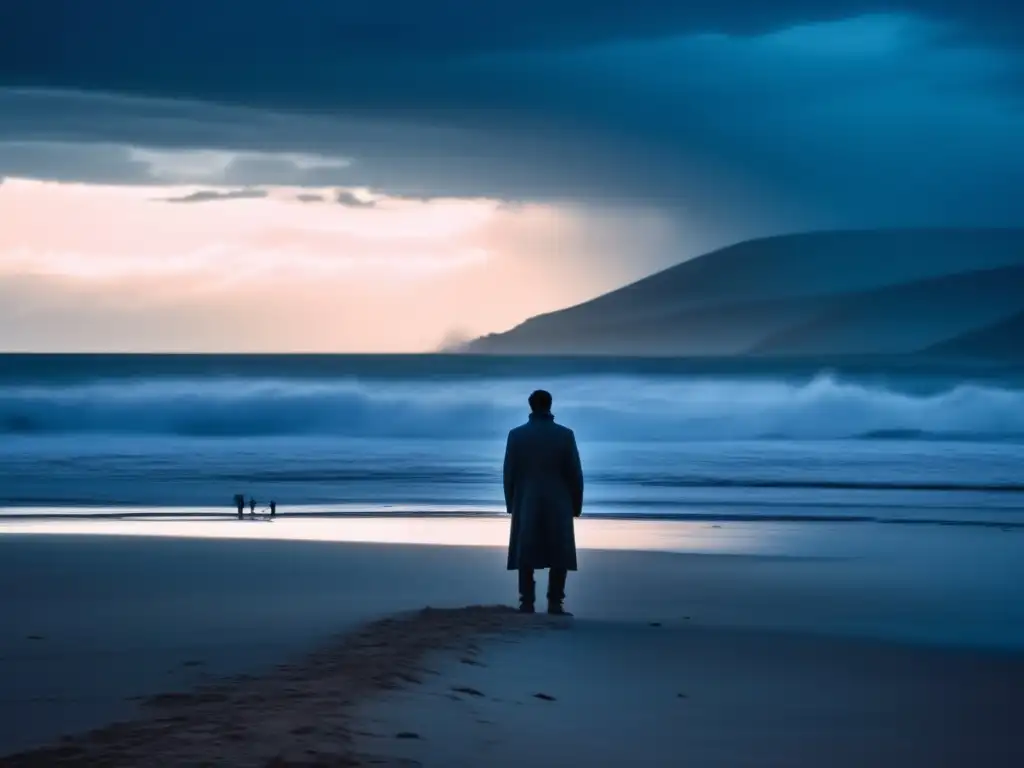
[547, 602, 573, 617]
[518, 602, 535, 614]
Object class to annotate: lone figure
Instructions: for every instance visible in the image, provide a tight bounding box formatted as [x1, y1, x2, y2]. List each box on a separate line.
[234, 494, 245, 520]
[504, 389, 584, 616]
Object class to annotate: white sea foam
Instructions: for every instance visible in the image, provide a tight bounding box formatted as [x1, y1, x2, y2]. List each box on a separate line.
[2, 373, 1023, 441]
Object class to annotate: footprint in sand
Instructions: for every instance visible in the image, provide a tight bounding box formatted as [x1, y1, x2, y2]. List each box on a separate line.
[533, 692, 557, 701]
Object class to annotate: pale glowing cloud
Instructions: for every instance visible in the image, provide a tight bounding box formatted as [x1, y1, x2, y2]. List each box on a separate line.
[0, 178, 499, 283]
[0, 177, 680, 352]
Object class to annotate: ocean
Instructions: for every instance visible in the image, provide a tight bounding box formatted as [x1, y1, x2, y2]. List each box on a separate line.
[2, 354, 1023, 527]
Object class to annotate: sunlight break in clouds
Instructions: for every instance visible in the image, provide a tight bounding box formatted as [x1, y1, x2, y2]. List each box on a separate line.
[0, 178, 495, 283]
[0, 178, 677, 352]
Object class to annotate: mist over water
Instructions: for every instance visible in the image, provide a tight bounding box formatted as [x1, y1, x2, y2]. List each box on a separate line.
[1, 355, 1023, 524]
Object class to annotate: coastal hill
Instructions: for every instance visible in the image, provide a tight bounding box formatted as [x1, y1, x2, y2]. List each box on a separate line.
[926, 310, 1024, 361]
[465, 229, 1024, 358]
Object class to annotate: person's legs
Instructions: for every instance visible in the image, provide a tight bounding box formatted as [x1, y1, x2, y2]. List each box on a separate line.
[518, 569, 536, 612]
[547, 568, 569, 614]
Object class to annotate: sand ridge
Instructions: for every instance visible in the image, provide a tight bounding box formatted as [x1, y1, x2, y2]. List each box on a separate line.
[0, 605, 560, 767]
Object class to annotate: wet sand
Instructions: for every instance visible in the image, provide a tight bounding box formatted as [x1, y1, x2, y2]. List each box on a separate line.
[356, 619, 1024, 768]
[1, 522, 1022, 764]
[3, 605, 1022, 767]
[0, 605, 546, 766]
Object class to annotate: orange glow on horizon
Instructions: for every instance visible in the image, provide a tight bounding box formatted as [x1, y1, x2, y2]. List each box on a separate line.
[0, 178, 677, 352]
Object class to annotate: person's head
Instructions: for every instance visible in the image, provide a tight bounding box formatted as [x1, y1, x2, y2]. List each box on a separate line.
[528, 389, 553, 414]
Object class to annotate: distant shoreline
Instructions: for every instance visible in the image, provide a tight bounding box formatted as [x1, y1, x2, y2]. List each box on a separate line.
[2, 507, 1023, 529]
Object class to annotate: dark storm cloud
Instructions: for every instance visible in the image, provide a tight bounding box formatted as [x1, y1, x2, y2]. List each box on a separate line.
[1, 2, 1021, 102]
[161, 188, 267, 203]
[0, 1, 1022, 232]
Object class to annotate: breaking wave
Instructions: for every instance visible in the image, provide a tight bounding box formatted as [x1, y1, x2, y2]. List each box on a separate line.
[2, 373, 1024, 441]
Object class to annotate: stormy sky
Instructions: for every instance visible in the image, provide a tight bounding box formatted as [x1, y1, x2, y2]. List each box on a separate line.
[0, 1, 1021, 350]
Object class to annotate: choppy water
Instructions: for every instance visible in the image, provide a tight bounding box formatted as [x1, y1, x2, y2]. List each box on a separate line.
[1, 354, 1023, 526]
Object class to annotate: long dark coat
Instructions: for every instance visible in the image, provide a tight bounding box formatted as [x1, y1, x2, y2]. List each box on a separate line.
[504, 413, 584, 571]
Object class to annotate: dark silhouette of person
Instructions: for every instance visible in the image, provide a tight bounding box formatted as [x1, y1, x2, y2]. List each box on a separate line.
[234, 494, 245, 520]
[503, 389, 584, 615]
[269, 500, 276, 518]
[249, 498, 256, 517]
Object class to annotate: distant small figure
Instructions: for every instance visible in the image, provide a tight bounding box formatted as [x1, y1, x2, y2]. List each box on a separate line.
[249, 498, 256, 517]
[234, 494, 245, 520]
[269, 500, 276, 518]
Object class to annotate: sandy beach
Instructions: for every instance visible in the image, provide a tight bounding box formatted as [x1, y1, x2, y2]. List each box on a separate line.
[1, 520, 1022, 765]
[355, 618, 1024, 768]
